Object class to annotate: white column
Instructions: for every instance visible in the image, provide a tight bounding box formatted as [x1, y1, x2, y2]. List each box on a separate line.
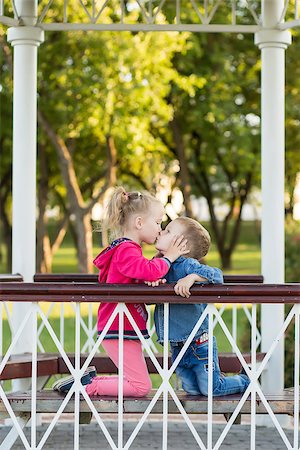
[7, 26, 44, 371]
[255, 0, 291, 395]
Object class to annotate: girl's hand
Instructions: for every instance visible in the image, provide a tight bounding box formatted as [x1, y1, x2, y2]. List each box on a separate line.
[174, 274, 206, 298]
[163, 235, 190, 263]
[145, 279, 167, 287]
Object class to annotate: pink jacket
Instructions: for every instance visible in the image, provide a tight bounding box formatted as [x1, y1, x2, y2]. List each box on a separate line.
[93, 238, 170, 339]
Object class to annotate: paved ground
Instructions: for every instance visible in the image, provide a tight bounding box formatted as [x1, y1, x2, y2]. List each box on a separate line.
[0, 417, 296, 449]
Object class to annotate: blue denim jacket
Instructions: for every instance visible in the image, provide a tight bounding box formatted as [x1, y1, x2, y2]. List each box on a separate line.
[154, 256, 223, 344]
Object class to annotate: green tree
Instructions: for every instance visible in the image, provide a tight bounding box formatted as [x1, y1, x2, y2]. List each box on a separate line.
[2, 5, 300, 274]
[162, 32, 261, 269]
[36, 20, 189, 271]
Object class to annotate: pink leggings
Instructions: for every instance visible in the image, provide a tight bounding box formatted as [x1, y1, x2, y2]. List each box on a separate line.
[86, 339, 152, 397]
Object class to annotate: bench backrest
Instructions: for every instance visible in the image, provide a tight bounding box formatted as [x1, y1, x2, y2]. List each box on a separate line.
[33, 273, 264, 283]
[0, 274, 23, 282]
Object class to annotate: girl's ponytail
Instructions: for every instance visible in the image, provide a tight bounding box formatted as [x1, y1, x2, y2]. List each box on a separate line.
[103, 187, 128, 237]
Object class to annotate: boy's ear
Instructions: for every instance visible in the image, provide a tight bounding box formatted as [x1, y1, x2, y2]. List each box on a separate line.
[135, 216, 143, 230]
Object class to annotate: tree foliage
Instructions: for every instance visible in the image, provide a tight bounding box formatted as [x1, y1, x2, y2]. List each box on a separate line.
[35, 20, 189, 271]
[161, 32, 261, 268]
[1, 9, 300, 272]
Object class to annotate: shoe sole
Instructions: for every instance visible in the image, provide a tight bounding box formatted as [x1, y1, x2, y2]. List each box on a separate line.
[52, 366, 97, 392]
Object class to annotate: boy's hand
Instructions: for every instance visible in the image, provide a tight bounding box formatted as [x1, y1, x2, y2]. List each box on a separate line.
[145, 279, 167, 287]
[163, 235, 190, 263]
[174, 274, 208, 298]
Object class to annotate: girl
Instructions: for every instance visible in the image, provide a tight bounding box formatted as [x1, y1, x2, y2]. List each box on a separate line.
[84, 187, 189, 397]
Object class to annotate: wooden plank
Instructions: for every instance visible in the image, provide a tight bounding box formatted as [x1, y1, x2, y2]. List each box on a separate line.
[0, 390, 296, 415]
[218, 352, 265, 373]
[0, 354, 59, 380]
[0, 274, 23, 282]
[58, 353, 266, 375]
[0, 352, 266, 380]
[33, 274, 264, 284]
[58, 353, 167, 375]
[1, 282, 300, 303]
[58, 353, 120, 375]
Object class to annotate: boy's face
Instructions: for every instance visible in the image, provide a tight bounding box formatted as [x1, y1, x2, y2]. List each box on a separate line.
[155, 220, 186, 254]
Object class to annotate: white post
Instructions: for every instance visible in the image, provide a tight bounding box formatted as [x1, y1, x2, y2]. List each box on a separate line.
[255, 0, 291, 395]
[7, 0, 44, 389]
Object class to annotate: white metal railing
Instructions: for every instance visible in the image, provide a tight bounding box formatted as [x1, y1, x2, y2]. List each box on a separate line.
[0, 284, 299, 450]
[1, 0, 300, 32]
[25, 299, 258, 355]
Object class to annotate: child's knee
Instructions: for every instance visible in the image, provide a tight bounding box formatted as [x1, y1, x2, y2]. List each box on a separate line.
[201, 388, 209, 396]
[135, 378, 152, 397]
[85, 379, 98, 396]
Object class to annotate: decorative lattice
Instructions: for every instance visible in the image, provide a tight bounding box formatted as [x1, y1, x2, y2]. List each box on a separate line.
[1, 1, 300, 32]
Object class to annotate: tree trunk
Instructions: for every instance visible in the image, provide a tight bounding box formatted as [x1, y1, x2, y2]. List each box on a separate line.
[73, 212, 93, 273]
[170, 117, 195, 218]
[1, 212, 12, 272]
[37, 147, 71, 272]
[38, 113, 117, 273]
[220, 249, 232, 270]
[0, 176, 12, 272]
[37, 145, 51, 272]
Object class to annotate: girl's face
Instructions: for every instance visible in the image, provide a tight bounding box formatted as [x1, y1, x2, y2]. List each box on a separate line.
[155, 220, 186, 254]
[139, 203, 165, 245]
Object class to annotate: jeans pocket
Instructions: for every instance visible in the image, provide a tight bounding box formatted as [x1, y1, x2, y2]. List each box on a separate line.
[191, 343, 208, 361]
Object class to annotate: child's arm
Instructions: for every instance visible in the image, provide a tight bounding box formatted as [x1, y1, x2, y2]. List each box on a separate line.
[174, 259, 223, 298]
[116, 237, 189, 282]
[174, 274, 205, 298]
[182, 259, 223, 284]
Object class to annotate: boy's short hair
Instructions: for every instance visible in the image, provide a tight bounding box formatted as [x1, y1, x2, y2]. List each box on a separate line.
[175, 217, 211, 260]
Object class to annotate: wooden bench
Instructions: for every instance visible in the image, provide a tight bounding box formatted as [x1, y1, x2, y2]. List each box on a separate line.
[1, 389, 296, 417]
[0, 386, 296, 450]
[0, 352, 266, 432]
[0, 352, 265, 381]
[0, 279, 299, 449]
[0, 387, 296, 450]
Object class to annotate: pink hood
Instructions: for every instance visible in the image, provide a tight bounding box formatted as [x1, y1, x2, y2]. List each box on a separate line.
[93, 240, 128, 283]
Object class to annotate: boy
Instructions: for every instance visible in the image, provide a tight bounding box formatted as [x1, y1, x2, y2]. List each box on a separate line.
[153, 217, 249, 396]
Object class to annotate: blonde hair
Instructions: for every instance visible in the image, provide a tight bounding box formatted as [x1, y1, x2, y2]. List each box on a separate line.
[103, 186, 161, 239]
[174, 217, 211, 260]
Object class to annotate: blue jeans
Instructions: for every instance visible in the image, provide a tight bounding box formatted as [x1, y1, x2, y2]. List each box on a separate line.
[170, 336, 250, 396]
